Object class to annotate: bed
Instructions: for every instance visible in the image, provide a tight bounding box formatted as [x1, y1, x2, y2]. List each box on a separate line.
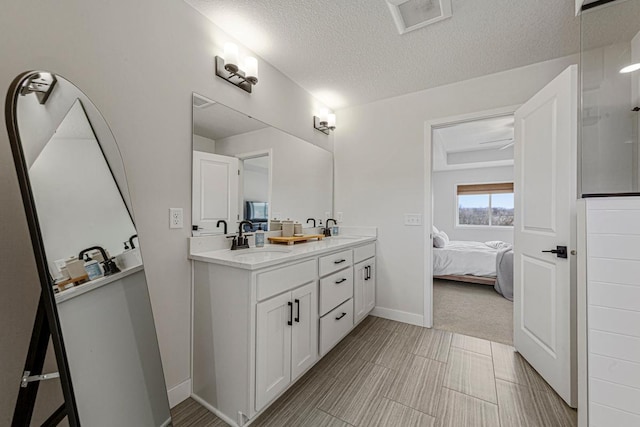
[433, 239, 514, 300]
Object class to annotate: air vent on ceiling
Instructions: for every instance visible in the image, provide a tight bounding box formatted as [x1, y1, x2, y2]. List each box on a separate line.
[386, 0, 452, 34]
[193, 93, 216, 109]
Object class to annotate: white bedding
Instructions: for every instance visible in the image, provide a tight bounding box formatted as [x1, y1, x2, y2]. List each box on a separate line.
[433, 240, 509, 277]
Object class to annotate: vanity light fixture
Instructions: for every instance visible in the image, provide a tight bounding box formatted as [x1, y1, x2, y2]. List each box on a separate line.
[19, 72, 57, 104]
[215, 43, 259, 93]
[620, 63, 640, 74]
[313, 108, 336, 135]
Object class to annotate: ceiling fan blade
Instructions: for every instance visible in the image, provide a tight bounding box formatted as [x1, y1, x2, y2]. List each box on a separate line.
[478, 138, 513, 145]
[499, 141, 515, 150]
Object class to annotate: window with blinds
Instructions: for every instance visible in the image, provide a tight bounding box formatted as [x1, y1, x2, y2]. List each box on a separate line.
[456, 183, 514, 227]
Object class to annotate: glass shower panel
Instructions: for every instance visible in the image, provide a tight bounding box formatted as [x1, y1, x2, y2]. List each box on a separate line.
[580, 0, 640, 196]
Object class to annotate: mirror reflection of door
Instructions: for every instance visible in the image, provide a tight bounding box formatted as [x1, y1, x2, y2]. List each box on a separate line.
[191, 93, 334, 237]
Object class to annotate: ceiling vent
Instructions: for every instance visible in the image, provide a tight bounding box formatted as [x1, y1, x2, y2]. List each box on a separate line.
[386, 0, 452, 34]
[193, 93, 216, 109]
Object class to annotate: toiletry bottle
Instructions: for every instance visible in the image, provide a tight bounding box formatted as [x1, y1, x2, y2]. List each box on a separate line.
[83, 254, 103, 280]
[255, 224, 265, 248]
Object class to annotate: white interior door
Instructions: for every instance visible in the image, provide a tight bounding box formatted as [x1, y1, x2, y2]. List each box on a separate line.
[192, 151, 238, 233]
[514, 65, 577, 407]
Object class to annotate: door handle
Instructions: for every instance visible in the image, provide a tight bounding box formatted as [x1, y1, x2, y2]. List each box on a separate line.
[294, 299, 300, 323]
[335, 312, 347, 320]
[335, 278, 347, 284]
[542, 245, 568, 259]
[334, 259, 346, 264]
[287, 301, 293, 326]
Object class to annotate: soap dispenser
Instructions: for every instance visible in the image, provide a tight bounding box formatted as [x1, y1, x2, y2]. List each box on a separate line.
[255, 224, 265, 248]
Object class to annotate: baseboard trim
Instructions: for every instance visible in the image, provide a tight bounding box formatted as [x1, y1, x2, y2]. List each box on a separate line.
[370, 306, 424, 326]
[167, 378, 191, 408]
[191, 393, 240, 427]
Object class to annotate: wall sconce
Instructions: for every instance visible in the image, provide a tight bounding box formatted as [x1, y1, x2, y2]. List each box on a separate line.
[215, 43, 259, 93]
[313, 108, 336, 135]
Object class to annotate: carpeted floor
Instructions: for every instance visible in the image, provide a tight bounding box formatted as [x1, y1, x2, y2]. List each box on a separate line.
[433, 278, 513, 345]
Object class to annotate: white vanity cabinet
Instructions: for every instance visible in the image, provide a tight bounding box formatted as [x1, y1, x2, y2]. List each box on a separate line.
[191, 235, 377, 426]
[256, 281, 317, 410]
[354, 243, 376, 324]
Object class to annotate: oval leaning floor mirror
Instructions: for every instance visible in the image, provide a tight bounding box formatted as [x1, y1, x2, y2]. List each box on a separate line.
[6, 71, 171, 426]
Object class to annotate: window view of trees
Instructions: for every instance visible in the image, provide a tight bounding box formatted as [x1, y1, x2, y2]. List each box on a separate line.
[458, 192, 514, 226]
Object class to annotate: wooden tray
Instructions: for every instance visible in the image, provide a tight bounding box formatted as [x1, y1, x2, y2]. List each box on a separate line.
[268, 234, 325, 245]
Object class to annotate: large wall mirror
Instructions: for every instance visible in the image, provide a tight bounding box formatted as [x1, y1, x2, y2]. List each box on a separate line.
[192, 93, 334, 235]
[7, 71, 170, 426]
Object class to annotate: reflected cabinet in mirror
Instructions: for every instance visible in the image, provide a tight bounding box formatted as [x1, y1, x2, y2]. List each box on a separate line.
[192, 93, 333, 235]
[7, 72, 171, 426]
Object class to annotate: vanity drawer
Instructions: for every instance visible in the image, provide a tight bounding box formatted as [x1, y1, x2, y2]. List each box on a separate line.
[320, 298, 353, 356]
[319, 249, 353, 277]
[256, 259, 317, 301]
[354, 242, 375, 264]
[319, 267, 353, 316]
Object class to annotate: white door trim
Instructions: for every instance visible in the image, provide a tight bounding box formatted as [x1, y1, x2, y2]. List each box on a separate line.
[235, 149, 273, 228]
[422, 105, 521, 328]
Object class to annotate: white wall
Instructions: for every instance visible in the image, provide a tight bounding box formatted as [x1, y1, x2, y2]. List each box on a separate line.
[216, 127, 333, 224]
[0, 0, 332, 420]
[432, 166, 514, 244]
[334, 55, 578, 325]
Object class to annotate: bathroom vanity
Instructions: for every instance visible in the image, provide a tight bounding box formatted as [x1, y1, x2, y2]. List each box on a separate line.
[189, 233, 376, 426]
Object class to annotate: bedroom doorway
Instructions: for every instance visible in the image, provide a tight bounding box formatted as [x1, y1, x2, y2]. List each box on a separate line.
[424, 106, 519, 345]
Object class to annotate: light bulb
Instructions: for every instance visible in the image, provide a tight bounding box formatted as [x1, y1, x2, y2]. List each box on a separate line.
[244, 57, 259, 84]
[327, 113, 336, 129]
[223, 43, 239, 73]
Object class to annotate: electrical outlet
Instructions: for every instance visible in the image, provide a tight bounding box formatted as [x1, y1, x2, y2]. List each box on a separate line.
[337, 212, 344, 222]
[404, 213, 422, 226]
[169, 208, 183, 229]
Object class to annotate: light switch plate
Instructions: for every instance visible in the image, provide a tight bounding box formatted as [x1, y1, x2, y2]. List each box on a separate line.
[404, 213, 422, 226]
[170, 208, 183, 229]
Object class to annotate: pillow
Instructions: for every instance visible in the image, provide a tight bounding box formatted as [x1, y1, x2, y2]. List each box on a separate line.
[440, 230, 450, 244]
[432, 225, 439, 235]
[433, 232, 447, 248]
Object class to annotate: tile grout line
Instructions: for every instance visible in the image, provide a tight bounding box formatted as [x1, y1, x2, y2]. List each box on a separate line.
[489, 338, 503, 427]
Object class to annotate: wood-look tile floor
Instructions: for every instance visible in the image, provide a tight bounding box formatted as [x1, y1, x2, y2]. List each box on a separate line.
[172, 316, 577, 427]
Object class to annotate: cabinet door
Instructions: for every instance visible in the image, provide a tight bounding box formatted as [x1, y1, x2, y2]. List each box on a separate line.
[364, 259, 376, 313]
[256, 292, 292, 411]
[291, 282, 318, 380]
[353, 260, 367, 324]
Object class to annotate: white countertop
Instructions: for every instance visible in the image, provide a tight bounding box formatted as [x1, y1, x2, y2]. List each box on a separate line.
[189, 235, 376, 270]
[55, 264, 144, 303]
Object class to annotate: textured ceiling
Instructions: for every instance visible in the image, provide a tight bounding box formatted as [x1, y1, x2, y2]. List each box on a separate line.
[185, 0, 583, 109]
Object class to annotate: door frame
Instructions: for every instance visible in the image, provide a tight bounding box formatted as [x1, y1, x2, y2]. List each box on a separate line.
[236, 149, 273, 229]
[423, 105, 521, 328]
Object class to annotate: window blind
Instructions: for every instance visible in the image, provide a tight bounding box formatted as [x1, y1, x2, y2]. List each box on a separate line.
[457, 182, 514, 195]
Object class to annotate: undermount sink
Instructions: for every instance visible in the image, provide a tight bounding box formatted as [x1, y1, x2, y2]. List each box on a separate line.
[327, 236, 361, 240]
